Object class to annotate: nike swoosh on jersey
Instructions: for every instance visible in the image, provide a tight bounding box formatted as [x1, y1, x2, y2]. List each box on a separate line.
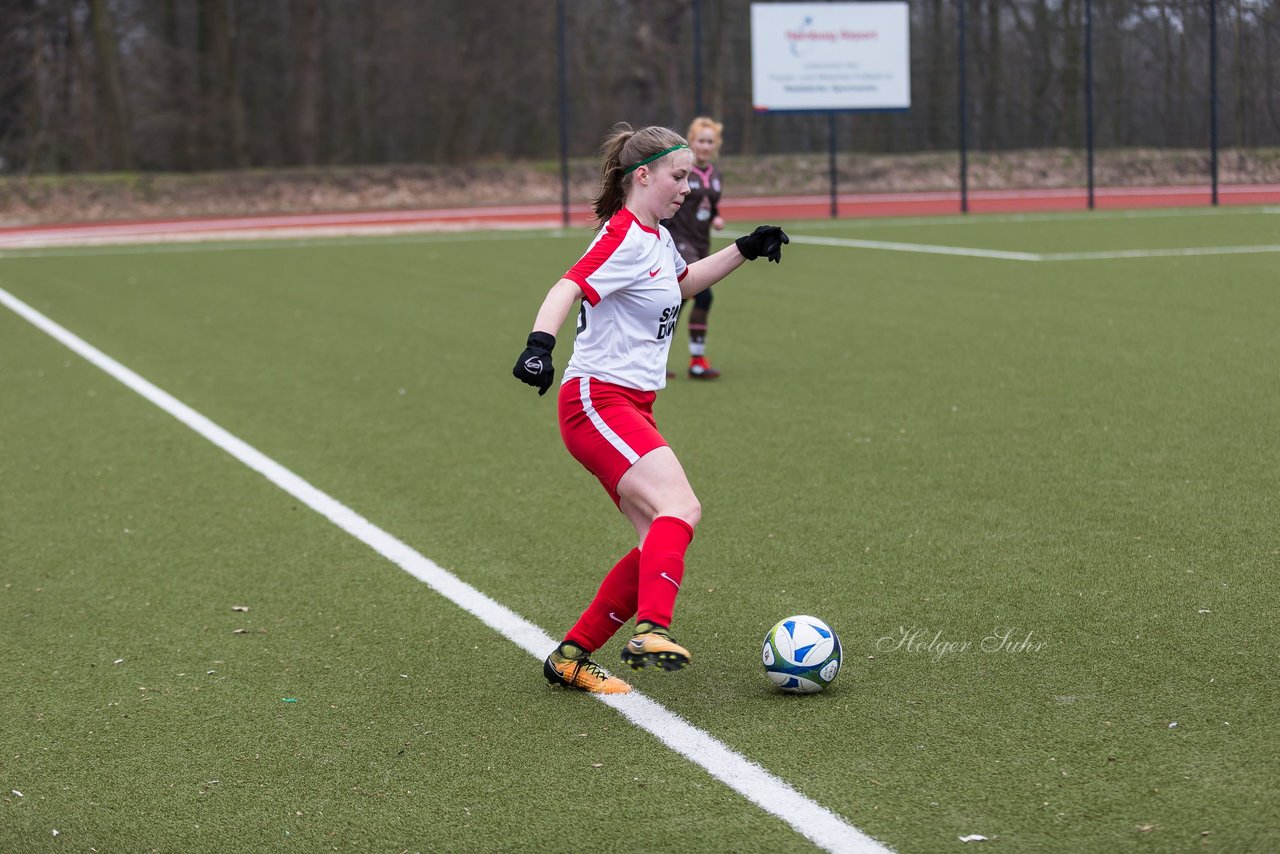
[648, 268, 661, 277]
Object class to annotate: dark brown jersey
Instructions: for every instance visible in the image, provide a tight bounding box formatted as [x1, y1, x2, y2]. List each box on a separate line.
[662, 162, 722, 263]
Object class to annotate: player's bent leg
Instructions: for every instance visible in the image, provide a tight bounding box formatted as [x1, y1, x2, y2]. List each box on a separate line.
[563, 548, 640, 653]
[616, 447, 700, 538]
[616, 449, 698, 671]
[623, 515, 694, 671]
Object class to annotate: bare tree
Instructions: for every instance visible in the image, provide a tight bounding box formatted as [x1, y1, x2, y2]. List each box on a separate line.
[292, 0, 323, 166]
[87, 0, 132, 168]
[1, 0, 1277, 174]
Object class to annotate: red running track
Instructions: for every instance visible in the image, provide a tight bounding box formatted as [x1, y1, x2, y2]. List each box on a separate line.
[2, 184, 1277, 249]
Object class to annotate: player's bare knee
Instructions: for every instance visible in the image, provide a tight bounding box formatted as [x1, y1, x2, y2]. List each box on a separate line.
[671, 497, 701, 529]
[647, 499, 700, 530]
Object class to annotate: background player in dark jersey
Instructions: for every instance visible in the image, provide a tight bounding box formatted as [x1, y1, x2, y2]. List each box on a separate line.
[663, 117, 726, 379]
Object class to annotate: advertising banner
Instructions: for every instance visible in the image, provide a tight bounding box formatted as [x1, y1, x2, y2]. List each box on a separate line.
[751, 2, 911, 112]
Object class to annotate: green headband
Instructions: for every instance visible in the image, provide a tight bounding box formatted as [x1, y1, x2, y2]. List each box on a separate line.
[623, 144, 689, 175]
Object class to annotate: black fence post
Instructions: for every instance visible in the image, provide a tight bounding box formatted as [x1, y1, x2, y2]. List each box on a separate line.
[693, 0, 704, 116]
[1209, 0, 1220, 206]
[957, 0, 968, 213]
[1085, 0, 1096, 210]
[557, 0, 570, 228]
[829, 113, 839, 219]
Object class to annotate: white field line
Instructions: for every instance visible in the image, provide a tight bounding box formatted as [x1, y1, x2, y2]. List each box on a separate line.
[0, 285, 890, 854]
[790, 234, 1280, 262]
[9, 227, 1275, 266]
[0, 180, 1270, 242]
[0, 229, 562, 260]
[730, 183, 1280, 206]
[789, 234, 1041, 261]
[1039, 244, 1280, 261]
[0, 220, 570, 251]
[5, 190, 1276, 252]
[795, 204, 1278, 230]
[0, 203, 586, 240]
[3, 204, 1274, 258]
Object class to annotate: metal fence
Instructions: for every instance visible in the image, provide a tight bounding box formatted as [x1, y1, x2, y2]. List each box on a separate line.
[548, 0, 1280, 217]
[1, 0, 1277, 217]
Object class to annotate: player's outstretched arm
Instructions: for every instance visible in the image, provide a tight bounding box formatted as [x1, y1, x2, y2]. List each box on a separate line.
[680, 225, 790, 299]
[513, 278, 581, 396]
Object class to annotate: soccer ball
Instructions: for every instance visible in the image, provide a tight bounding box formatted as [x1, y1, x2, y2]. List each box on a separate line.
[762, 615, 842, 693]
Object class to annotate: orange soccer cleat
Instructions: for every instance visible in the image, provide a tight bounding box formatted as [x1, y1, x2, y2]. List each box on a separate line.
[544, 653, 633, 694]
[622, 629, 692, 671]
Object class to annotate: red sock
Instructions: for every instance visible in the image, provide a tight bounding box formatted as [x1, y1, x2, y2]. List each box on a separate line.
[636, 516, 694, 628]
[564, 549, 640, 653]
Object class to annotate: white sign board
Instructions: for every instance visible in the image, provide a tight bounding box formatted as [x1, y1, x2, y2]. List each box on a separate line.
[751, 2, 911, 112]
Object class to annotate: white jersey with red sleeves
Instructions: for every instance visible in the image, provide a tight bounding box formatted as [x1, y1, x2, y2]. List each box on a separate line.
[562, 207, 689, 391]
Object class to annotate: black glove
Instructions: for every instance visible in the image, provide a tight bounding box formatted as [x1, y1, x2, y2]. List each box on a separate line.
[513, 331, 556, 396]
[735, 225, 790, 263]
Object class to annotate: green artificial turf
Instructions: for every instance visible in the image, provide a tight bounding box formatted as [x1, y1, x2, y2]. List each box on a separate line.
[2, 208, 1278, 852]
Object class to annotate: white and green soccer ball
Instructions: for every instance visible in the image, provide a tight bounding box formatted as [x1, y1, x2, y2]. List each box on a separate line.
[762, 615, 842, 693]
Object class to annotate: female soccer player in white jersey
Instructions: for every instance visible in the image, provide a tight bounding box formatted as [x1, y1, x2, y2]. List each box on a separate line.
[512, 123, 788, 694]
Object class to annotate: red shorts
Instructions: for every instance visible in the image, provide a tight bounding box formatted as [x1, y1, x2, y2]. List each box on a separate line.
[558, 376, 668, 507]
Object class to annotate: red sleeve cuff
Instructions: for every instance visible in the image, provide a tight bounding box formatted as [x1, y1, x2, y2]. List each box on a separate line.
[565, 271, 600, 306]
[677, 268, 689, 283]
